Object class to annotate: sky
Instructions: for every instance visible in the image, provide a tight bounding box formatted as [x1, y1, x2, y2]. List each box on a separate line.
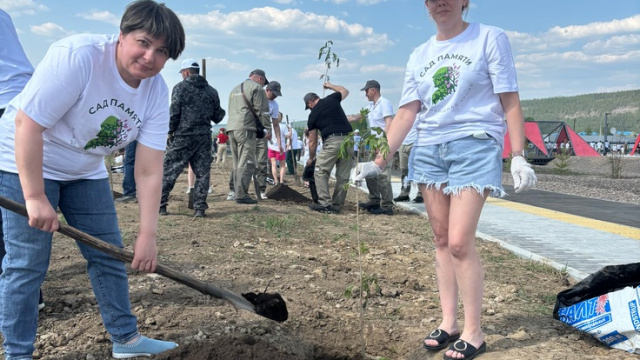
[3, 0, 639, 124]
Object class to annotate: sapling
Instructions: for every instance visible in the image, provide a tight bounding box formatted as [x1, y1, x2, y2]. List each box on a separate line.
[318, 40, 340, 96]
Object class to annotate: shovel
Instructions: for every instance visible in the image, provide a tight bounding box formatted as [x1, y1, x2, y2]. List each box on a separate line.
[0, 196, 287, 322]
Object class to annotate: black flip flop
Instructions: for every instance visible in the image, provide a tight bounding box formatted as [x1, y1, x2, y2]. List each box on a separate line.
[443, 339, 487, 360]
[423, 329, 461, 351]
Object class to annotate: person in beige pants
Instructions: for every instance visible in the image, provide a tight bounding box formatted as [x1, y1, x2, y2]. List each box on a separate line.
[216, 128, 228, 164]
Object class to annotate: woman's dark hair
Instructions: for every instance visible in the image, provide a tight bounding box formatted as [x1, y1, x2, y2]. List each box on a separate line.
[120, 0, 185, 60]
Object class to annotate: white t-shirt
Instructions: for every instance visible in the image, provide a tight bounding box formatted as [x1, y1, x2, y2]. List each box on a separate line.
[290, 127, 302, 150]
[399, 23, 518, 146]
[367, 96, 394, 135]
[0, 34, 169, 180]
[267, 99, 284, 151]
[0, 10, 34, 108]
[269, 124, 287, 152]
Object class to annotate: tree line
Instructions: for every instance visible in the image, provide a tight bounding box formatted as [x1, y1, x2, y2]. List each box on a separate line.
[521, 89, 640, 135]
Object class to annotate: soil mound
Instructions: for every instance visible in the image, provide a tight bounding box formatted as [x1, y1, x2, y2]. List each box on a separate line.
[266, 183, 311, 203]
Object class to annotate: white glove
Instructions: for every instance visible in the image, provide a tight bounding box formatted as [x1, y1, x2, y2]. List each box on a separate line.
[354, 161, 382, 182]
[510, 156, 537, 193]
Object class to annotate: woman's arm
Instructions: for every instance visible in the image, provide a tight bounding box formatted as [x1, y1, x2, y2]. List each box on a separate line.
[131, 143, 164, 272]
[374, 100, 420, 168]
[500, 91, 525, 155]
[15, 109, 59, 232]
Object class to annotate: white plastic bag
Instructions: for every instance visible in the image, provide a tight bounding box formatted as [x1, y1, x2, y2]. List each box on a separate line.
[556, 286, 640, 354]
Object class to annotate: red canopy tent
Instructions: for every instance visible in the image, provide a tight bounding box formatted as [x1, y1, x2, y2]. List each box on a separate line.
[631, 134, 640, 156]
[502, 122, 549, 158]
[558, 124, 600, 157]
[503, 121, 600, 158]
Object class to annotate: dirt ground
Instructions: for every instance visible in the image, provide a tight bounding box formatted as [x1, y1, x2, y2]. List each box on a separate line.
[4, 159, 639, 360]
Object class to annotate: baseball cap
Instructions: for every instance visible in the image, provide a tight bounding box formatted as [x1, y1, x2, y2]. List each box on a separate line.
[266, 81, 282, 97]
[354, 129, 360, 133]
[360, 79, 380, 91]
[303, 92, 319, 110]
[179, 58, 199, 72]
[250, 69, 269, 84]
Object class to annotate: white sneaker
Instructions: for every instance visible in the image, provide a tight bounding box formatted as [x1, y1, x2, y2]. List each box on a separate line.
[260, 192, 268, 200]
[226, 191, 236, 201]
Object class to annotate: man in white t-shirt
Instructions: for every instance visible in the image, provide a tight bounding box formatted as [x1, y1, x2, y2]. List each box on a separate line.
[263, 81, 285, 186]
[264, 81, 284, 190]
[348, 80, 395, 215]
[286, 125, 301, 175]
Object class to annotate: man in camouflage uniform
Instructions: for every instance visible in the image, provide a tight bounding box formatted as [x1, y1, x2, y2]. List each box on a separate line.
[160, 59, 225, 217]
[226, 69, 271, 204]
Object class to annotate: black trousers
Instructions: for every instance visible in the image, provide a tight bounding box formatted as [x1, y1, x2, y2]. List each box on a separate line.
[302, 160, 318, 204]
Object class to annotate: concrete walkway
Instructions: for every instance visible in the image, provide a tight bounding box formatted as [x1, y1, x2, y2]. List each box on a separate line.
[353, 172, 640, 281]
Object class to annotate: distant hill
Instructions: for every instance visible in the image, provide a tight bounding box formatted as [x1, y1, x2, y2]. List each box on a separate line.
[521, 89, 640, 135]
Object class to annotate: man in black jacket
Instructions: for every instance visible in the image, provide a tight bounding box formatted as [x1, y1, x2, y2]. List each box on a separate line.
[160, 59, 225, 217]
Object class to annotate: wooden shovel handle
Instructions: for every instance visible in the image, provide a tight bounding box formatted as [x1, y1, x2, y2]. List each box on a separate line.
[0, 196, 256, 314]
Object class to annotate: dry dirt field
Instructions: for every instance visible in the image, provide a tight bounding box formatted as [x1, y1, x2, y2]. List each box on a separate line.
[3, 156, 640, 360]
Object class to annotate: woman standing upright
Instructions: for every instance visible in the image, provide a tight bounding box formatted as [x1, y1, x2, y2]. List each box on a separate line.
[0, 1, 185, 358]
[356, 1, 536, 359]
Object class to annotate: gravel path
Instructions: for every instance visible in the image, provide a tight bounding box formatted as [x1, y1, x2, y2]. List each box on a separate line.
[502, 156, 640, 206]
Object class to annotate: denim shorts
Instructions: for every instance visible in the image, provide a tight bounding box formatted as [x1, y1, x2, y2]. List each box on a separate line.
[407, 134, 506, 198]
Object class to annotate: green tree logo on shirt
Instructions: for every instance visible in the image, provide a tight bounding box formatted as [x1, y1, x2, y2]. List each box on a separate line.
[432, 64, 460, 105]
[84, 116, 132, 150]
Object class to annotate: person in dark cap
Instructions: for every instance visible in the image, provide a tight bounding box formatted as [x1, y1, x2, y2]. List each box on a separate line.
[226, 69, 271, 204]
[160, 58, 225, 217]
[304, 82, 353, 213]
[249, 69, 269, 85]
[348, 79, 395, 215]
[264, 81, 285, 188]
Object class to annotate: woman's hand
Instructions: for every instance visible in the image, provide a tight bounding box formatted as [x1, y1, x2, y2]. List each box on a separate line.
[25, 196, 59, 233]
[131, 233, 158, 273]
[510, 156, 537, 193]
[354, 161, 383, 181]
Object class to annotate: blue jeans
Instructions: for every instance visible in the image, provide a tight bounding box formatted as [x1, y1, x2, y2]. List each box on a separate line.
[122, 141, 137, 197]
[0, 171, 139, 359]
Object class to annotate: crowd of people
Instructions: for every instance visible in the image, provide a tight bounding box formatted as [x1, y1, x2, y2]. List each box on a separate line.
[0, 0, 539, 359]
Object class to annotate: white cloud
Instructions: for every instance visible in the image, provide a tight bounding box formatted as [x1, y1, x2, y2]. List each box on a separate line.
[273, 0, 297, 4]
[178, 6, 393, 57]
[509, 14, 640, 53]
[356, 0, 388, 4]
[0, 0, 48, 15]
[548, 14, 640, 40]
[30, 22, 75, 38]
[360, 64, 404, 74]
[77, 10, 120, 27]
[518, 49, 640, 67]
[202, 58, 247, 71]
[315, 0, 350, 4]
[583, 34, 640, 54]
